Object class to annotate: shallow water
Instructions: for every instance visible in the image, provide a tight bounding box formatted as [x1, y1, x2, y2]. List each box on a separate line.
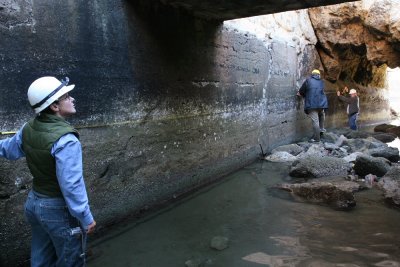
[87, 160, 400, 267]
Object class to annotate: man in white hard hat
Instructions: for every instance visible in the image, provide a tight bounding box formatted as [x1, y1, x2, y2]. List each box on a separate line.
[337, 86, 360, 130]
[297, 69, 328, 143]
[0, 76, 96, 266]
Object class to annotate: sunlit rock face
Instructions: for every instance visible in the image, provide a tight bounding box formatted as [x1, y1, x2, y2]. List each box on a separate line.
[309, 0, 400, 85]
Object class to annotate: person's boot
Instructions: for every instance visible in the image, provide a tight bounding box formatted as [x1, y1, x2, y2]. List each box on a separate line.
[320, 128, 326, 137]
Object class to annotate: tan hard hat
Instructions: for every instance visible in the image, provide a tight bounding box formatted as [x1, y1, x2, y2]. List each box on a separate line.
[312, 69, 320, 75]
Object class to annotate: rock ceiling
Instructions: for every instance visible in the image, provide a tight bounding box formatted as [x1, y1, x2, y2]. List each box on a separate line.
[309, 0, 400, 85]
[128, 0, 358, 21]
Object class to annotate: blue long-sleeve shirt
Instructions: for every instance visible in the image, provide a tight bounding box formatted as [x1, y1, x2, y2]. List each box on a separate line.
[0, 126, 94, 228]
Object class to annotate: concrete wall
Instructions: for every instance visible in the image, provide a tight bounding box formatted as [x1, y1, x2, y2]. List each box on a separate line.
[0, 1, 390, 266]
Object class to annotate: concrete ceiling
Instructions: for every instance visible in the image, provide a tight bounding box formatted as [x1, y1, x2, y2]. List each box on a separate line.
[135, 0, 360, 20]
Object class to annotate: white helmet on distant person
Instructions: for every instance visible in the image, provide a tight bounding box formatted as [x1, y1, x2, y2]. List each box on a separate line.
[27, 76, 75, 113]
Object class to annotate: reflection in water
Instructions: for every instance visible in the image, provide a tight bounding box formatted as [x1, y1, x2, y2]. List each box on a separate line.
[88, 161, 400, 267]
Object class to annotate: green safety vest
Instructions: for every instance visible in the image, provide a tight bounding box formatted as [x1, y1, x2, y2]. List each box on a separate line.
[22, 113, 78, 197]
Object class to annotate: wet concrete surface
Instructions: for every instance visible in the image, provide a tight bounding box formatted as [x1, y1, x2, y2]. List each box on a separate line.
[87, 159, 400, 267]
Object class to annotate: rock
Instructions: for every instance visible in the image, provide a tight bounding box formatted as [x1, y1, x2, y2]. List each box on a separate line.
[328, 147, 348, 158]
[346, 131, 372, 139]
[210, 236, 229, 251]
[374, 123, 397, 133]
[321, 132, 340, 143]
[324, 142, 339, 151]
[374, 261, 400, 267]
[386, 126, 400, 137]
[326, 176, 362, 192]
[371, 132, 397, 143]
[324, 142, 348, 158]
[296, 144, 329, 159]
[343, 152, 365, 163]
[185, 259, 203, 267]
[374, 123, 400, 138]
[368, 146, 400, 162]
[276, 180, 357, 210]
[366, 137, 388, 147]
[271, 144, 304, 156]
[377, 166, 400, 208]
[353, 155, 391, 177]
[343, 137, 385, 153]
[334, 134, 347, 147]
[322, 141, 349, 158]
[264, 151, 297, 162]
[289, 156, 350, 178]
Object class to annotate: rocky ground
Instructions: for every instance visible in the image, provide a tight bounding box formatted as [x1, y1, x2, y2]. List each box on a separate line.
[266, 125, 400, 211]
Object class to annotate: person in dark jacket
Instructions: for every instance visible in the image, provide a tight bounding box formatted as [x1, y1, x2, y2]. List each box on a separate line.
[297, 69, 328, 142]
[337, 87, 359, 130]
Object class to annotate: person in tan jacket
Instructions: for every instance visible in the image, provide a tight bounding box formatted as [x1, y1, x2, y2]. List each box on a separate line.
[337, 87, 359, 130]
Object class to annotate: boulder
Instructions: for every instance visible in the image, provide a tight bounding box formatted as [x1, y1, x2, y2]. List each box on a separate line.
[321, 132, 340, 144]
[374, 123, 400, 137]
[264, 151, 297, 162]
[377, 166, 400, 208]
[276, 179, 358, 210]
[368, 146, 400, 162]
[334, 134, 347, 147]
[343, 137, 385, 153]
[342, 152, 365, 163]
[210, 236, 229, 251]
[353, 155, 391, 177]
[271, 144, 304, 156]
[329, 147, 349, 158]
[290, 156, 350, 178]
[324, 142, 340, 151]
[371, 132, 397, 143]
[374, 123, 396, 133]
[386, 126, 400, 137]
[185, 259, 203, 267]
[346, 131, 372, 139]
[296, 144, 329, 159]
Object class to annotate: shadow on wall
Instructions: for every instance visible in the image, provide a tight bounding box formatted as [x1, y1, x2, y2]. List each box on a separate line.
[124, 0, 221, 102]
[122, 0, 270, 123]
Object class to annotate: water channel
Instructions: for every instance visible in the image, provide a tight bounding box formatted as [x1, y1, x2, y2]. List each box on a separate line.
[87, 152, 400, 267]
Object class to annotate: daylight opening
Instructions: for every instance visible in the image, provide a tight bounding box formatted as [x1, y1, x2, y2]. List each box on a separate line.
[388, 67, 400, 125]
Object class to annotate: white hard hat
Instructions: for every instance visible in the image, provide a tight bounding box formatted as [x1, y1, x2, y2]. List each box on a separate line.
[349, 89, 357, 94]
[27, 76, 75, 113]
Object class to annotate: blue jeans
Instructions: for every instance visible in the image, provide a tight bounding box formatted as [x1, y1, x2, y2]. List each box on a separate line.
[348, 113, 358, 130]
[24, 190, 85, 267]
